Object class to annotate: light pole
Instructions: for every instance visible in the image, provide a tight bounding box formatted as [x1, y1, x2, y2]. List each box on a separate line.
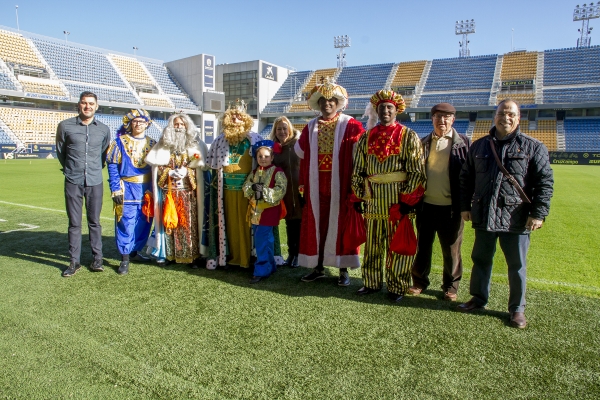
[63, 30, 70, 43]
[133, 46, 138, 56]
[15, 5, 20, 33]
[455, 19, 476, 58]
[334, 35, 350, 71]
[574, 3, 600, 48]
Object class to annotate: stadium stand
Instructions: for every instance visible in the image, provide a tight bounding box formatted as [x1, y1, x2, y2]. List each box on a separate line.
[336, 63, 394, 96]
[418, 92, 491, 107]
[496, 92, 536, 105]
[288, 103, 311, 113]
[346, 97, 371, 111]
[0, 70, 18, 90]
[140, 94, 173, 108]
[500, 51, 538, 80]
[19, 79, 65, 97]
[259, 124, 272, 138]
[564, 118, 600, 151]
[32, 38, 127, 88]
[521, 120, 557, 151]
[271, 70, 312, 101]
[543, 46, 600, 86]
[423, 55, 497, 92]
[471, 120, 493, 141]
[143, 62, 187, 96]
[262, 102, 290, 114]
[543, 87, 600, 103]
[62, 82, 138, 104]
[111, 55, 155, 86]
[169, 96, 198, 110]
[0, 123, 15, 144]
[0, 29, 45, 69]
[391, 61, 427, 89]
[0, 107, 76, 144]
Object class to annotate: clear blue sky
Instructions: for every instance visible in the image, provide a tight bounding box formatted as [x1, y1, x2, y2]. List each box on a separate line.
[0, 0, 594, 70]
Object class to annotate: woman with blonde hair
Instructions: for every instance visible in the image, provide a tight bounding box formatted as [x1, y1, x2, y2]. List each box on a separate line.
[270, 116, 302, 267]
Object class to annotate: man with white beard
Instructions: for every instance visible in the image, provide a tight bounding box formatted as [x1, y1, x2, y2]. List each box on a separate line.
[146, 113, 209, 265]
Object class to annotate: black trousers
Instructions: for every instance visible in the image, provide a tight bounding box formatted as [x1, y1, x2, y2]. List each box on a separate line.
[64, 181, 104, 264]
[411, 203, 464, 293]
[285, 218, 301, 257]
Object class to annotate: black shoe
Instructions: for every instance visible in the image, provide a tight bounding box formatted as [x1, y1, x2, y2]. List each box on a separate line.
[130, 252, 150, 263]
[282, 255, 293, 266]
[89, 259, 104, 272]
[388, 292, 404, 303]
[118, 261, 129, 275]
[249, 276, 263, 284]
[301, 269, 325, 282]
[290, 255, 299, 268]
[62, 262, 81, 277]
[338, 270, 350, 286]
[356, 286, 380, 295]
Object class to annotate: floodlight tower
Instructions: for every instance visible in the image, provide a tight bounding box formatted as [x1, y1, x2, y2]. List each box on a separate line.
[574, 3, 600, 48]
[455, 19, 476, 58]
[334, 35, 350, 71]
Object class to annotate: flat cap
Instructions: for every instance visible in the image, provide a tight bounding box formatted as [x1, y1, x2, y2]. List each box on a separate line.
[431, 103, 456, 115]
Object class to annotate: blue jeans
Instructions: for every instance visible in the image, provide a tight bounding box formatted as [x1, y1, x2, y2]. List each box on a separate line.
[469, 229, 530, 313]
[253, 225, 276, 278]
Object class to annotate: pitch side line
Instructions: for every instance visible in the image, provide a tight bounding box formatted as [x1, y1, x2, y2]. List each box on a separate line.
[0, 200, 113, 221]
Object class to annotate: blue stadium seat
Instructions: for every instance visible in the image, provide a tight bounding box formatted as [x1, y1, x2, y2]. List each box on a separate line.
[271, 71, 312, 101]
[543, 47, 600, 86]
[418, 92, 490, 107]
[564, 118, 600, 151]
[336, 64, 395, 95]
[424, 55, 497, 92]
[0, 71, 17, 91]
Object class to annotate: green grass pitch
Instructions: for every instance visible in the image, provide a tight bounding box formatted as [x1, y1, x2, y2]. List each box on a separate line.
[0, 159, 599, 399]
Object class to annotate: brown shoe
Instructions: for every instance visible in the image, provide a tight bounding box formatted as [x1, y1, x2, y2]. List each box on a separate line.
[510, 312, 527, 329]
[408, 286, 423, 296]
[444, 292, 458, 301]
[456, 298, 485, 313]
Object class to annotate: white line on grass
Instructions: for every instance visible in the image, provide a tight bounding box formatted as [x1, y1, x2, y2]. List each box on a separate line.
[0, 223, 40, 234]
[0, 200, 113, 221]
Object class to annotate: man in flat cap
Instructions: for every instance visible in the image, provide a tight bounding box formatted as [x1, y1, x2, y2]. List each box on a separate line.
[351, 90, 426, 302]
[296, 78, 365, 286]
[409, 103, 470, 300]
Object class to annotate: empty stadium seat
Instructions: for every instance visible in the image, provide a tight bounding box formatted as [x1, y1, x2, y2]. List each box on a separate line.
[424, 55, 497, 92]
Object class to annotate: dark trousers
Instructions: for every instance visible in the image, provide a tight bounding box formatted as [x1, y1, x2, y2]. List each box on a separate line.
[285, 218, 301, 257]
[64, 181, 104, 264]
[469, 229, 529, 313]
[412, 203, 464, 293]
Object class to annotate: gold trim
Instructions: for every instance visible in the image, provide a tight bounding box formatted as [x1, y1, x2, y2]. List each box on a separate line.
[122, 174, 151, 183]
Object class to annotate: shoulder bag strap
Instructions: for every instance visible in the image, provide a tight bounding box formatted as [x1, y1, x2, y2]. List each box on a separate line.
[488, 138, 531, 204]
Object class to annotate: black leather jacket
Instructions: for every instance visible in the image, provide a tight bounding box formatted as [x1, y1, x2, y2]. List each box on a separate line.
[421, 128, 470, 215]
[459, 127, 554, 233]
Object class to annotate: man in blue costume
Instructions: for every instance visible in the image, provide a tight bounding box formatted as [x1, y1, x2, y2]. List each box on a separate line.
[107, 109, 156, 275]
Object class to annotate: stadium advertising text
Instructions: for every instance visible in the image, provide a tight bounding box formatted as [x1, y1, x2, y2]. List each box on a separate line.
[549, 152, 600, 165]
[502, 80, 534, 86]
[204, 120, 214, 145]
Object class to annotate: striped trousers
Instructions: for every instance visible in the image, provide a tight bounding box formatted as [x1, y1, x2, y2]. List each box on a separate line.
[362, 217, 414, 295]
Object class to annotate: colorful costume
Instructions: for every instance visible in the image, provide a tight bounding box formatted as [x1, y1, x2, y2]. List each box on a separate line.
[107, 110, 156, 259]
[145, 114, 208, 264]
[243, 141, 287, 279]
[352, 91, 426, 296]
[206, 129, 262, 269]
[295, 81, 365, 269]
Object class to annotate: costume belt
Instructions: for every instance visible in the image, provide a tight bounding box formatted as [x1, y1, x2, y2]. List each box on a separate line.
[363, 171, 407, 200]
[223, 172, 246, 191]
[122, 173, 151, 184]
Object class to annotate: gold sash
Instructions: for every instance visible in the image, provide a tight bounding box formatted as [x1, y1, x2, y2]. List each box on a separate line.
[364, 171, 407, 200]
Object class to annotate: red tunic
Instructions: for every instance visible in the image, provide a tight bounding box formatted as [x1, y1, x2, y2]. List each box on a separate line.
[296, 113, 365, 268]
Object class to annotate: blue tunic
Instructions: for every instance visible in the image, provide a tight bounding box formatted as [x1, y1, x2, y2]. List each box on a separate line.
[107, 134, 156, 255]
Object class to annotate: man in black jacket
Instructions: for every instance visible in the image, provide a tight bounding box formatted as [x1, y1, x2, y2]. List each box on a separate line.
[409, 103, 470, 301]
[457, 99, 554, 329]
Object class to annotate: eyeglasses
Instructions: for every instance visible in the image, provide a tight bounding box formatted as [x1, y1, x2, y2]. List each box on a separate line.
[433, 114, 454, 121]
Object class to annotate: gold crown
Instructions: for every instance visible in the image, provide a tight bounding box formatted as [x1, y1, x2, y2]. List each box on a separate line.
[227, 98, 248, 113]
[370, 90, 406, 113]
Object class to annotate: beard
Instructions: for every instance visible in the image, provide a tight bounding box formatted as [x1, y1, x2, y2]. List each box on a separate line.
[223, 123, 248, 145]
[162, 127, 190, 153]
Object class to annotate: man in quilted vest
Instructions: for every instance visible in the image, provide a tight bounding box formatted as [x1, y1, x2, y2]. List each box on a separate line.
[458, 99, 554, 329]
